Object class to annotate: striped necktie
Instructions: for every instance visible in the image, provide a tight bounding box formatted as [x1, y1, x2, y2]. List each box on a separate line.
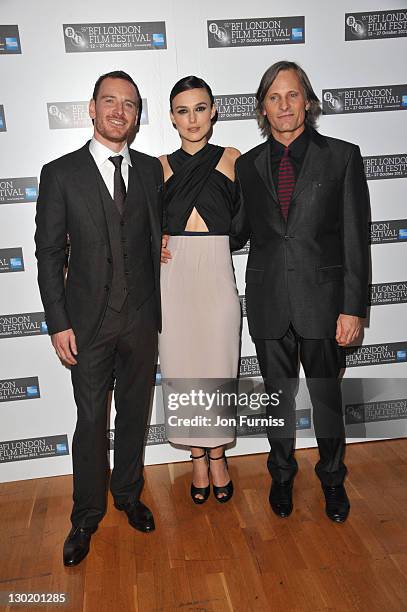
[277, 147, 295, 219]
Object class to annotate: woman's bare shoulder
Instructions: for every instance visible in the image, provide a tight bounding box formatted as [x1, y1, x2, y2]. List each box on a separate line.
[223, 147, 241, 162]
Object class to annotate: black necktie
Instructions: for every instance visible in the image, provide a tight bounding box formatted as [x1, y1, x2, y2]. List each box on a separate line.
[108, 155, 126, 215]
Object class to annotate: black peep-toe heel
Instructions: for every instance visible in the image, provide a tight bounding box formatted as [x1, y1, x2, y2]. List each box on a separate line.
[208, 452, 234, 503]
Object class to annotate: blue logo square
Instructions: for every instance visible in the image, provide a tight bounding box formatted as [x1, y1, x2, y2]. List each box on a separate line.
[26, 386, 39, 397]
[399, 229, 407, 240]
[402, 95, 407, 107]
[152, 33, 165, 47]
[292, 28, 303, 40]
[397, 350, 407, 361]
[41, 321, 48, 333]
[5, 37, 19, 51]
[25, 187, 37, 200]
[56, 443, 67, 454]
[298, 416, 310, 429]
[10, 257, 23, 269]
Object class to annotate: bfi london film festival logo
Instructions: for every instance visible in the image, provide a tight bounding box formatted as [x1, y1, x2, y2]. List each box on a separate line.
[345, 10, 407, 41]
[0, 105, 6, 132]
[47, 100, 149, 129]
[322, 84, 407, 115]
[364, 154, 407, 180]
[63, 22, 166, 52]
[345, 342, 407, 367]
[0, 248, 24, 273]
[232, 240, 250, 256]
[0, 177, 38, 205]
[0, 312, 48, 339]
[0, 377, 40, 402]
[108, 424, 167, 449]
[0, 434, 69, 463]
[370, 219, 407, 244]
[214, 94, 256, 121]
[207, 16, 305, 48]
[345, 398, 407, 425]
[239, 355, 261, 378]
[369, 281, 407, 306]
[239, 295, 247, 317]
[0, 25, 21, 54]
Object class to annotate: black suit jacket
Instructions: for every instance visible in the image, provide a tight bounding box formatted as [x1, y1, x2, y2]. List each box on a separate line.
[235, 128, 370, 339]
[35, 142, 163, 348]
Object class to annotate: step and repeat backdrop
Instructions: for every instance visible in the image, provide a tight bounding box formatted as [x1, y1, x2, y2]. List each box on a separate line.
[1, 0, 406, 482]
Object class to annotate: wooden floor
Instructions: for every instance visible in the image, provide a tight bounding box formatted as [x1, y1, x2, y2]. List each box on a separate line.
[1, 440, 407, 612]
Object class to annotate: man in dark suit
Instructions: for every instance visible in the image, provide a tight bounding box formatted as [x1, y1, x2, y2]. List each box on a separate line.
[235, 61, 370, 522]
[35, 71, 163, 565]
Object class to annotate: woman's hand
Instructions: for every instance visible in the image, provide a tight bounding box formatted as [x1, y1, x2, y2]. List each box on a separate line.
[161, 234, 172, 263]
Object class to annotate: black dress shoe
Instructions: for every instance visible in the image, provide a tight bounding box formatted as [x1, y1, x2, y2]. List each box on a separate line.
[114, 500, 155, 532]
[269, 481, 293, 518]
[63, 525, 97, 566]
[322, 484, 350, 523]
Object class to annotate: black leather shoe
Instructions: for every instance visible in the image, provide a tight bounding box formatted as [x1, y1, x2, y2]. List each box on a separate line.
[114, 500, 155, 532]
[63, 525, 97, 566]
[322, 484, 350, 523]
[269, 481, 293, 518]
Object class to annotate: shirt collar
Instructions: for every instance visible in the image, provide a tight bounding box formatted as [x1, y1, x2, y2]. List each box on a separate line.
[89, 137, 132, 167]
[269, 127, 309, 161]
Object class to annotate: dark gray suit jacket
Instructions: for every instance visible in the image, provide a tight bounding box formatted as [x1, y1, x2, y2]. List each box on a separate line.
[35, 142, 163, 348]
[235, 128, 370, 339]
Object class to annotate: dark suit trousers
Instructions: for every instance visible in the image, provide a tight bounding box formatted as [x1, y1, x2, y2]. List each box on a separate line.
[70, 295, 157, 529]
[255, 325, 346, 487]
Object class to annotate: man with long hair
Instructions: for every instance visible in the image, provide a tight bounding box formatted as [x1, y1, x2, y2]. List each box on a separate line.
[235, 61, 370, 522]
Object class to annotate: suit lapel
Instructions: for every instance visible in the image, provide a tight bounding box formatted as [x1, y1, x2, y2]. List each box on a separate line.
[130, 150, 161, 240]
[254, 143, 279, 209]
[291, 132, 326, 201]
[72, 144, 109, 242]
[287, 130, 329, 227]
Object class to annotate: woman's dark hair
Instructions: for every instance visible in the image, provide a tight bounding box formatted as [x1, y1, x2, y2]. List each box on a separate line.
[169, 75, 214, 110]
[255, 61, 321, 138]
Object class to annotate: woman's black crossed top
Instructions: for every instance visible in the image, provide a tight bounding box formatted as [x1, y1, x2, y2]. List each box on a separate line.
[163, 143, 246, 249]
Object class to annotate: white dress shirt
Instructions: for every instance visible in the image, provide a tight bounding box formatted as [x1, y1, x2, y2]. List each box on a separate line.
[89, 137, 132, 199]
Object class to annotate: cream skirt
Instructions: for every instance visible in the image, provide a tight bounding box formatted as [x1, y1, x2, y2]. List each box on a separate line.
[159, 234, 241, 447]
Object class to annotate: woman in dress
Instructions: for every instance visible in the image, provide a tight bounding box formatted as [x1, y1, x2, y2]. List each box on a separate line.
[159, 76, 244, 504]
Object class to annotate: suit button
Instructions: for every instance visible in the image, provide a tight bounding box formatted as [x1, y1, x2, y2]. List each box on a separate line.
[104, 285, 109, 291]
[288, 268, 294, 272]
[120, 220, 125, 226]
[107, 257, 112, 264]
[284, 235, 289, 240]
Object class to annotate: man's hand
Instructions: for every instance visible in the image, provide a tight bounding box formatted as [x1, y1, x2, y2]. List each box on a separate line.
[51, 328, 78, 365]
[335, 314, 362, 347]
[161, 234, 172, 264]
